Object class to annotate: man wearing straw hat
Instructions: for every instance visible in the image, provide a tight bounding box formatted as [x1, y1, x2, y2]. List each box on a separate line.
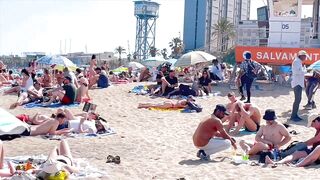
[290, 50, 307, 121]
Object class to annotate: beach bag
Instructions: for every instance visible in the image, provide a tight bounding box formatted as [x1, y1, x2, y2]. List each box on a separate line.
[280, 141, 307, 158]
[187, 102, 202, 112]
[258, 151, 274, 163]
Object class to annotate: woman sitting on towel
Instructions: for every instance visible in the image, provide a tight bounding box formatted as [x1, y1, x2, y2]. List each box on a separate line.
[4, 69, 34, 95]
[138, 95, 196, 109]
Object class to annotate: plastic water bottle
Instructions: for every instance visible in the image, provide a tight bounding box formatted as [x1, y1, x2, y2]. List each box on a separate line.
[273, 148, 279, 161]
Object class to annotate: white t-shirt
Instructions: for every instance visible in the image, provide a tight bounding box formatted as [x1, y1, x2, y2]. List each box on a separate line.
[68, 119, 97, 134]
[291, 57, 306, 88]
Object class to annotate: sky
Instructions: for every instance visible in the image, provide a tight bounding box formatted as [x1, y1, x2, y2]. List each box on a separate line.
[0, 0, 314, 56]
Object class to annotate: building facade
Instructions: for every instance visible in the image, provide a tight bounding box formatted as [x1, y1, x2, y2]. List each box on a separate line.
[183, 0, 251, 53]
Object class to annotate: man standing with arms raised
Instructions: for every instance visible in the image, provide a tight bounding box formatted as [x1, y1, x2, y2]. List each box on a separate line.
[290, 50, 307, 121]
[193, 104, 237, 160]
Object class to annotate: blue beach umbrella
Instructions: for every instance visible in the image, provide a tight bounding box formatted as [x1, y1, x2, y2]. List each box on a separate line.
[36, 55, 77, 70]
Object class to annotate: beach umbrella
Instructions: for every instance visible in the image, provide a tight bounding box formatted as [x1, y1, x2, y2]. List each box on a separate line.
[127, 61, 145, 70]
[141, 56, 166, 68]
[175, 51, 216, 67]
[307, 60, 320, 70]
[36, 55, 77, 70]
[167, 58, 178, 68]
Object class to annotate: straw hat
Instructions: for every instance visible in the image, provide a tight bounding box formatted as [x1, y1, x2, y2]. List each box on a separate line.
[307, 113, 319, 127]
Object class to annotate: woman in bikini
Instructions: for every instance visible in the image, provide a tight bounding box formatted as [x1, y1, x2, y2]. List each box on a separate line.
[0, 139, 78, 179]
[138, 96, 196, 109]
[42, 68, 52, 88]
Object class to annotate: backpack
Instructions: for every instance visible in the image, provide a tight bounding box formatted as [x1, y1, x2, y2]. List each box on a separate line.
[246, 61, 258, 79]
[186, 102, 202, 112]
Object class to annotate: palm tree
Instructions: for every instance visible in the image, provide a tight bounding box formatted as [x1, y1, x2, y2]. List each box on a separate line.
[149, 46, 158, 57]
[212, 18, 235, 53]
[169, 37, 184, 59]
[114, 46, 126, 66]
[161, 48, 168, 59]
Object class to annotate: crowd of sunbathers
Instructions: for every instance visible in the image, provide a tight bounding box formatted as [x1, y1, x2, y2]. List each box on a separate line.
[193, 92, 320, 168]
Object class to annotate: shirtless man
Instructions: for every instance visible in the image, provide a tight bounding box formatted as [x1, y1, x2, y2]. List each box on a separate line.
[193, 104, 237, 160]
[19, 113, 71, 136]
[138, 95, 195, 109]
[240, 109, 291, 155]
[227, 101, 261, 135]
[222, 92, 238, 123]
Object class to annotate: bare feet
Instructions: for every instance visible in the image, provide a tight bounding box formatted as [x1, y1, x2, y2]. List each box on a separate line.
[9, 102, 19, 109]
[265, 155, 274, 165]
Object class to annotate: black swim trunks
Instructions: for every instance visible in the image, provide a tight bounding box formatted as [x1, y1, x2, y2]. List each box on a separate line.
[20, 128, 31, 136]
[245, 122, 260, 132]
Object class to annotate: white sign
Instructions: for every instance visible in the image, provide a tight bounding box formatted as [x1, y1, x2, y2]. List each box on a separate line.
[268, 0, 302, 47]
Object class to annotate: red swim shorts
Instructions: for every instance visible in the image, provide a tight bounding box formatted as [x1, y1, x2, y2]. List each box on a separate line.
[16, 114, 30, 123]
[61, 96, 72, 104]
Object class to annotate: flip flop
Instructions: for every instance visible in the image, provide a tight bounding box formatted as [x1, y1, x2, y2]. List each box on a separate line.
[114, 156, 121, 164]
[106, 155, 114, 163]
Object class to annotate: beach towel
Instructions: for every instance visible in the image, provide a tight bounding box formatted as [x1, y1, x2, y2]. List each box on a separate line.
[24, 102, 80, 109]
[4, 155, 108, 179]
[0, 108, 29, 136]
[130, 85, 149, 95]
[41, 128, 116, 140]
[149, 107, 184, 111]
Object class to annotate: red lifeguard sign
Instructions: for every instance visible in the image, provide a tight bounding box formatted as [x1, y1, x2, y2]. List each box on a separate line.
[235, 46, 320, 65]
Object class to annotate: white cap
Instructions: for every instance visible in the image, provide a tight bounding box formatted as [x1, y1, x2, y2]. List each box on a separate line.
[298, 50, 307, 56]
[307, 113, 319, 127]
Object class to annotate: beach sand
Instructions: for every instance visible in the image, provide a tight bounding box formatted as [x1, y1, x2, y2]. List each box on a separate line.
[1, 82, 320, 179]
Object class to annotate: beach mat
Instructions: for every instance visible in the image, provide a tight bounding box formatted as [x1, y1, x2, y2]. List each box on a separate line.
[5, 155, 108, 179]
[24, 102, 80, 109]
[41, 128, 116, 140]
[149, 107, 184, 112]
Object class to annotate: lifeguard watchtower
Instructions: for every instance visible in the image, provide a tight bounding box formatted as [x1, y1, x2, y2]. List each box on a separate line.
[134, 0, 159, 61]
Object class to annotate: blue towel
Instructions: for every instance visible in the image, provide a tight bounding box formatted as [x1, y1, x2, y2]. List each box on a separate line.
[239, 128, 257, 135]
[24, 102, 80, 109]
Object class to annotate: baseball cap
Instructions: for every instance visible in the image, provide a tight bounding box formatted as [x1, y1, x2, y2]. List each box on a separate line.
[64, 76, 72, 81]
[215, 104, 229, 115]
[298, 50, 307, 56]
[307, 113, 319, 127]
[243, 51, 252, 60]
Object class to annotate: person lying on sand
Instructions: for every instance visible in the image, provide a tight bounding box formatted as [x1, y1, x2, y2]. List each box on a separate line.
[19, 113, 71, 136]
[138, 95, 195, 109]
[193, 104, 237, 160]
[265, 113, 320, 167]
[239, 109, 291, 156]
[59, 108, 109, 134]
[0, 139, 78, 179]
[16, 112, 51, 125]
[227, 101, 261, 135]
[0, 141, 15, 177]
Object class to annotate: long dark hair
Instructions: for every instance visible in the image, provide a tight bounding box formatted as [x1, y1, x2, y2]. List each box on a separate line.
[21, 69, 30, 77]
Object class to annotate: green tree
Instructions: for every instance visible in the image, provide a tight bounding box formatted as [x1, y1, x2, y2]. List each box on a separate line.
[161, 48, 168, 59]
[149, 46, 158, 57]
[114, 46, 126, 66]
[169, 37, 183, 59]
[212, 18, 235, 53]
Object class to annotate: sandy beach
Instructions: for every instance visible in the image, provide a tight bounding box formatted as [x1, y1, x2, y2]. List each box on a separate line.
[1, 82, 320, 179]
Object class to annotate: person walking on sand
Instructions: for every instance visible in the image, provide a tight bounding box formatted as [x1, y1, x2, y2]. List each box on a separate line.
[193, 104, 237, 160]
[237, 51, 261, 103]
[239, 109, 291, 156]
[290, 50, 307, 121]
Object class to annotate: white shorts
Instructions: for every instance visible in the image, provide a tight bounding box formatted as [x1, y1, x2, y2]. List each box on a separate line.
[196, 138, 231, 156]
